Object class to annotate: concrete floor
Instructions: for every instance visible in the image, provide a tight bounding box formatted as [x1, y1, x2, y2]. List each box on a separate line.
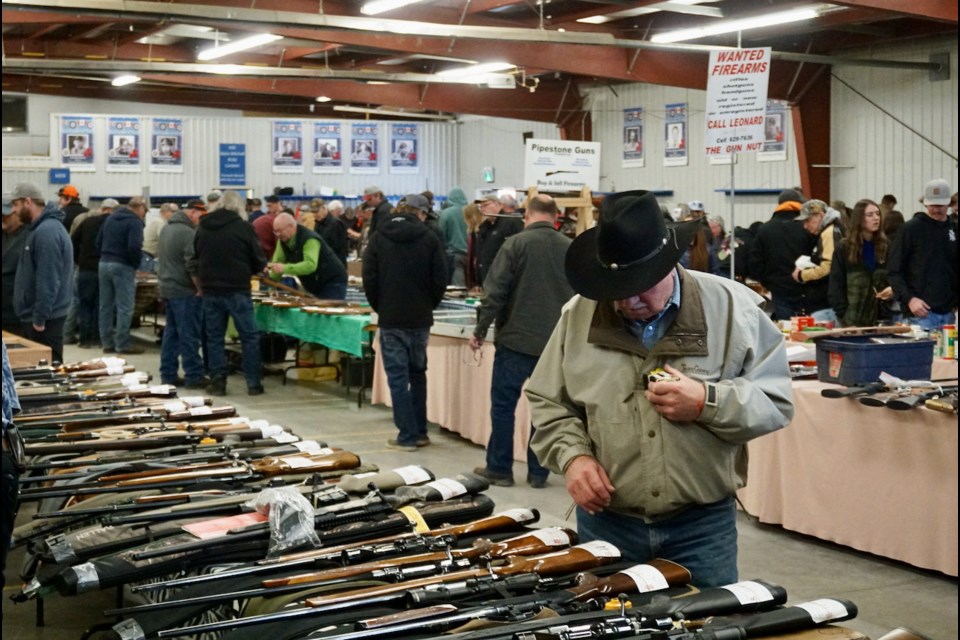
[2, 338, 956, 639]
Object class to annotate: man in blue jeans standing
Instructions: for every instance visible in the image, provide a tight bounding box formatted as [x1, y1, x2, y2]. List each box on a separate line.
[470, 195, 573, 489]
[97, 196, 147, 354]
[157, 199, 207, 388]
[363, 194, 447, 451]
[194, 191, 267, 396]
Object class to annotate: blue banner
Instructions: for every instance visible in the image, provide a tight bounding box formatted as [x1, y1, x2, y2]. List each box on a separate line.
[219, 143, 246, 186]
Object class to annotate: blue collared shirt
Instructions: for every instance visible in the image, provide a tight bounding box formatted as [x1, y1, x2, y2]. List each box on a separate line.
[2, 342, 21, 435]
[625, 269, 682, 350]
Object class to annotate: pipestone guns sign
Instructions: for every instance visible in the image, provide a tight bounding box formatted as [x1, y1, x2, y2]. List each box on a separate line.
[524, 139, 601, 191]
[704, 47, 772, 156]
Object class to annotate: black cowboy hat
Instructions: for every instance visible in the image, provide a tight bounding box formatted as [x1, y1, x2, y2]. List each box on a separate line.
[565, 190, 700, 301]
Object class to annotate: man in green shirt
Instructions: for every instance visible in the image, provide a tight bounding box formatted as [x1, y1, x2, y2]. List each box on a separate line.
[267, 212, 347, 300]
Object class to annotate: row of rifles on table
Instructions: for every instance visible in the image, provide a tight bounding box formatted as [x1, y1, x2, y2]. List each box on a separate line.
[8, 356, 893, 640]
[819, 375, 958, 412]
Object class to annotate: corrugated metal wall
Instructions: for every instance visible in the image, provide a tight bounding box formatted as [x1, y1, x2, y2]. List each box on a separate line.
[830, 36, 958, 211]
[584, 83, 801, 228]
[456, 115, 560, 199]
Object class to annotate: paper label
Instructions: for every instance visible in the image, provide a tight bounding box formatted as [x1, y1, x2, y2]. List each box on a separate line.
[621, 564, 669, 592]
[149, 385, 174, 395]
[795, 599, 849, 623]
[293, 440, 323, 453]
[394, 465, 432, 485]
[425, 478, 467, 500]
[257, 424, 285, 438]
[280, 456, 317, 469]
[227, 417, 248, 425]
[125, 384, 148, 392]
[121, 373, 142, 385]
[722, 580, 775, 604]
[273, 431, 299, 444]
[105, 365, 125, 375]
[100, 357, 125, 368]
[499, 508, 537, 523]
[182, 512, 268, 539]
[188, 406, 213, 416]
[530, 528, 572, 546]
[248, 419, 270, 430]
[577, 540, 620, 558]
[163, 401, 187, 413]
[180, 396, 205, 407]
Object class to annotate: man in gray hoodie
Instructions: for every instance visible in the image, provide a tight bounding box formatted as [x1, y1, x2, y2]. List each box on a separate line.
[439, 187, 469, 286]
[157, 199, 207, 388]
[11, 183, 74, 363]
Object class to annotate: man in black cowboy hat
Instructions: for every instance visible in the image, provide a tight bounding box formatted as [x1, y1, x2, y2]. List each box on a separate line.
[526, 190, 793, 588]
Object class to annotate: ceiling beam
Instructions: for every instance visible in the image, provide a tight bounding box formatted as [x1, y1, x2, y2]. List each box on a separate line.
[828, 1, 957, 24]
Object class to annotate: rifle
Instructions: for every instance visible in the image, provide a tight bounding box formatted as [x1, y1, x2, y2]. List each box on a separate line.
[820, 381, 887, 399]
[925, 393, 958, 414]
[859, 384, 958, 409]
[887, 386, 958, 411]
[154, 541, 623, 638]
[133, 507, 541, 592]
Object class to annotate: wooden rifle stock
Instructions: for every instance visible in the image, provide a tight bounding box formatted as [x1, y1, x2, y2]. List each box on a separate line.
[249, 450, 360, 476]
[565, 559, 691, 601]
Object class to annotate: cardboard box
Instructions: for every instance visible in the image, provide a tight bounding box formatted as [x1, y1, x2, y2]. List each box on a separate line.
[2, 331, 53, 368]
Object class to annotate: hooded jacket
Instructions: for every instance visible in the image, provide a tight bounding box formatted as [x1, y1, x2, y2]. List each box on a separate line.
[14, 203, 74, 325]
[887, 213, 958, 315]
[748, 203, 813, 303]
[97, 206, 144, 269]
[194, 208, 267, 295]
[527, 268, 793, 521]
[362, 213, 447, 328]
[157, 210, 199, 299]
[439, 187, 469, 254]
[797, 210, 842, 313]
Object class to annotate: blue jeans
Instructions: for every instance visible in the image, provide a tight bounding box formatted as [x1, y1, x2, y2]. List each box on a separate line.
[486, 346, 549, 480]
[576, 496, 738, 589]
[63, 267, 79, 341]
[770, 293, 802, 322]
[915, 311, 955, 332]
[76, 269, 100, 345]
[203, 293, 262, 388]
[98, 261, 136, 351]
[161, 295, 205, 385]
[140, 252, 157, 273]
[380, 328, 430, 446]
[315, 279, 347, 301]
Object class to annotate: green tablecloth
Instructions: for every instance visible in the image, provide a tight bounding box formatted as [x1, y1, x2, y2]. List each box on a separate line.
[253, 304, 372, 357]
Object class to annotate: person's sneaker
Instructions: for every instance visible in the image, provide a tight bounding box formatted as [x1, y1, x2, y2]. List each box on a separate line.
[207, 378, 227, 397]
[161, 377, 186, 387]
[102, 346, 116, 353]
[247, 385, 265, 396]
[117, 345, 145, 355]
[527, 474, 548, 489]
[385, 439, 418, 453]
[184, 377, 211, 390]
[416, 436, 431, 447]
[473, 466, 515, 487]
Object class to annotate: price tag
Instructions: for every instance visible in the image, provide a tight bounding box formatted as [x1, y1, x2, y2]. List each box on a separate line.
[280, 456, 317, 469]
[293, 440, 323, 453]
[621, 564, 669, 592]
[125, 384, 148, 392]
[227, 417, 248, 425]
[795, 599, 848, 623]
[530, 528, 572, 546]
[149, 385, 174, 395]
[425, 478, 467, 500]
[722, 581, 775, 604]
[499, 508, 537, 523]
[257, 424, 284, 438]
[188, 406, 213, 416]
[121, 373, 142, 385]
[100, 357, 125, 369]
[163, 401, 187, 413]
[577, 540, 620, 558]
[248, 419, 269, 430]
[394, 465, 432, 485]
[273, 431, 299, 444]
[180, 396, 205, 407]
[105, 365, 125, 375]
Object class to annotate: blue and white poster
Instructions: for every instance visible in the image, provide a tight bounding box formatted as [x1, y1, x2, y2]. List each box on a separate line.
[150, 117, 183, 173]
[106, 116, 141, 173]
[759, 99, 789, 162]
[312, 121, 343, 174]
[389, 123, 419, 174]
[664, 102, 688, 167]
[622, 107, 644, 169]
[219, 143, 246, 187]
[272, 120, 303, 173]
[350, 122, 379, 174]
[59, 115, 95, 171]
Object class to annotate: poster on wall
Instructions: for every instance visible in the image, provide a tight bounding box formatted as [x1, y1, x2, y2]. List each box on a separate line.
[389, 123, 419, 174]
[59, 115, 95, 171]
[350, 122, 380, 174]
[663, 103, 688, 167]
[523, 139, 601, 192]
[272, 120, 303, 173]
[106, 116, 141, 172]
[703, 47, 771, 156]
[312, 122, 343, 174]
[219, 144, 246, 187]
[758, 99, 789, 162]
[150, 118, 183, 173]
[622, 108, 644, 169]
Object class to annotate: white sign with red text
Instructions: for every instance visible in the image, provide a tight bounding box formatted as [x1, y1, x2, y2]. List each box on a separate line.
[704, 47, 771, 156]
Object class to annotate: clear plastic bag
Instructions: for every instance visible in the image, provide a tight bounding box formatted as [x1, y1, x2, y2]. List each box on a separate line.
[246, 486, 321, 558]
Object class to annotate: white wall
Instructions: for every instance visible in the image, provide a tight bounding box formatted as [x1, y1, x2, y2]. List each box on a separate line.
[830, 36, 958, 211]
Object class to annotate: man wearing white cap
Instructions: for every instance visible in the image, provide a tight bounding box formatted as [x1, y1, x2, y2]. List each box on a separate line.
[887, 179, 958, 331]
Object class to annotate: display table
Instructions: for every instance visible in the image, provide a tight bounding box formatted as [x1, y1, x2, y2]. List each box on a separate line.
[739, 358, 958, 577]
[253, 304, 372, 357]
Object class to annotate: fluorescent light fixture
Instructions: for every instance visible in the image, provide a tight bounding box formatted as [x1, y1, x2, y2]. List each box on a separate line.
[361, 0, 422, 15]
[577, 0, 720, 24]
[651, 7, 819, 43]
[315, 96, 332, 102]
[197, 33, 283, 61]
[110, 75, 141, 87]
[333, 105, 454, 121]
[436, 62, 515, 79]
[204, 64, 246, 75]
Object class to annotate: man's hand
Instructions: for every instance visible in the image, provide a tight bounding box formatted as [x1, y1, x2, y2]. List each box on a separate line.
[645, 363, 706, 422]
[468, 335, 484, 352]
[32, 323, 45, 333]
[267, 262, 285, 275]
[565, 455, 614, 515]
[875, 286, 894, 302]
[791, 267, 803, 282]
[907, 297, 930, 318]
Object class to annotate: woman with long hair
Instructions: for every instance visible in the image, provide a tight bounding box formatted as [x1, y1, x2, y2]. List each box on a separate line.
[829, 199, 894, 326]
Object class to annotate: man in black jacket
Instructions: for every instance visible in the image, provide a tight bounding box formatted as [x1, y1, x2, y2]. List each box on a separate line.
[363, 194, 448, 451]
[194, 191, 268, 396]
[748, 189, 812, 320]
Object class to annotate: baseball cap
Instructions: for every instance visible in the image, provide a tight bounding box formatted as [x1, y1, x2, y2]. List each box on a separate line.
[687, 200, 704, 212]
[59, 184, 79, 199]
[797, 199, 827, 221]
[10, 182, 44, 202]
[2, 193, 12, 216]
[101, 198, 120, 210]
[207, 189, 223, 203]
[186, 198, 207, 212]
[403, 193, 431, 214]
[922, 179, 951, 206]
[777, 189, 805, 205]
[474, 193, 499, 205]
[363, 186, 382, 199]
